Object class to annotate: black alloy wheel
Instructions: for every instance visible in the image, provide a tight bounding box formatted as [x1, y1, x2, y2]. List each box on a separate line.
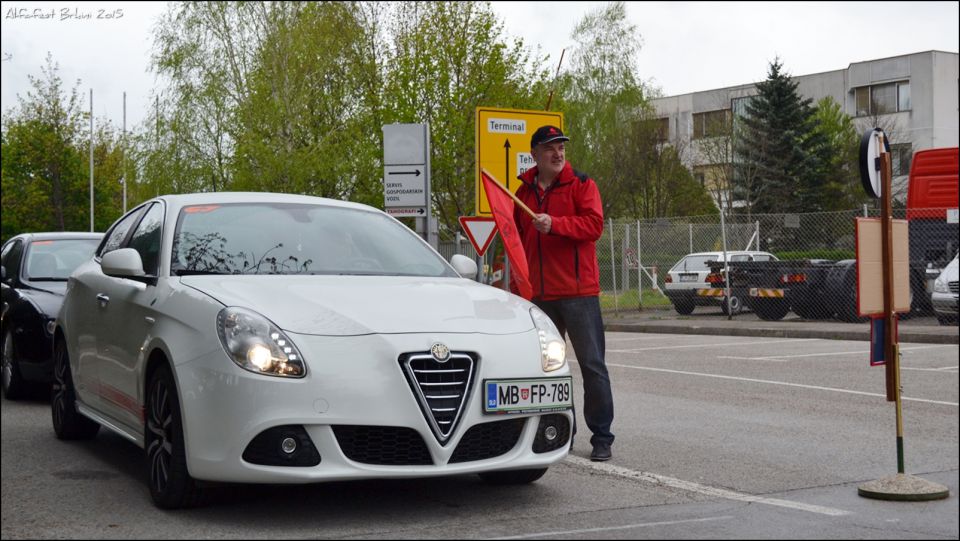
[673, 301, 695, 315]
[146, 364, 201, 509]
[51, 338, 99, 440]
[2, 329, 27, 400]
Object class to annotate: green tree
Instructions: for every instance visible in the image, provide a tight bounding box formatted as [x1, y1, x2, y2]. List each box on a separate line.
[383, 1, 548, 236]
[3, 55, 91, 240]
[734, 58, 826, 214]
[810, 96, 866, 210]
[231, 2, 383, 204]
[554, 1, 650, 219]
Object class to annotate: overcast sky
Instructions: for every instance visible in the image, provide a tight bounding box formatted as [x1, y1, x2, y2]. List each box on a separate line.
[2, 1, 958, 131]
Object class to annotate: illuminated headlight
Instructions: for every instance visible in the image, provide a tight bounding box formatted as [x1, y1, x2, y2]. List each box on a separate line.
[530, 306, 566, 372]
[217, 307, 306, 378]
[933, 277, 949, 293]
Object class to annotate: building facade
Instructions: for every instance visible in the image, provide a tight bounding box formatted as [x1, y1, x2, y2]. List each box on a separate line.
[651, 50, 959, 206]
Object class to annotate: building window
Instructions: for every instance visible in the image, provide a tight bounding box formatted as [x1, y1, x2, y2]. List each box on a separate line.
[656, 117, 669, 141]
[855, 81, 910, 116]
[890, 143, 912, 176]
[692, 109, 731, 139]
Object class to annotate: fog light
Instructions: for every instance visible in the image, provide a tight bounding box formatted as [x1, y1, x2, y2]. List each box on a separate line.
[544, 426, 558, 441]
[281, 437, 298, 454]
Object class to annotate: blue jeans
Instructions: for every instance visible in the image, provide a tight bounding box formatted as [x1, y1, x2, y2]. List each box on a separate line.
[533, 296, 615, 447]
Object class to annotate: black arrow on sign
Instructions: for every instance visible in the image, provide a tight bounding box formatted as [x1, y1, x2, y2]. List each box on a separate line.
[417, 208, 425, 215]
[503, 139, 511, 191]
[388, 169, 422, 176]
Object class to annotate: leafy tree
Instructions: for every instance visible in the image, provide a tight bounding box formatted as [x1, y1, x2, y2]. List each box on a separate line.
[554, 1, 649, 219]
[734, 58, 826, 215]
[2, 55, 103, 240]
[810, 96, 866, 210]
[383, 1, 548, 237]
[231, 2, 383, 204]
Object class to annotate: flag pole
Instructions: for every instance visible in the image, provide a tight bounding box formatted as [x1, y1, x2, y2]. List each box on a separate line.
[481, 168, 536, 218]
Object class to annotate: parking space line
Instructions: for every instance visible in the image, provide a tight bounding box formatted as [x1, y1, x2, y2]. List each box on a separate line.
[608, 338, 821, 353]
[583, 361, 960, 406]
[490, 515, 735, 539]
[903, 366, 960, 372]
[564, 456, 851, 517]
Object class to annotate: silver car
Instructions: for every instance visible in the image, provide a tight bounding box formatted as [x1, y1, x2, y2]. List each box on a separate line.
[931, 253, 959, 325]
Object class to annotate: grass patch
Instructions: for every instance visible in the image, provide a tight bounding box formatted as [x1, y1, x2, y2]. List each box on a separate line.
[599, 288, 672, 311]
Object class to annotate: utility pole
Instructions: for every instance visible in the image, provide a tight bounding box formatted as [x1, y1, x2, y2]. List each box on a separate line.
[89, 89, 94, 232]
[122, 91, 127, 213]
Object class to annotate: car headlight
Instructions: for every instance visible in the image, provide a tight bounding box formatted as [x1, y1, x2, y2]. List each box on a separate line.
[933, 277, 949, 293]
[217, 307, 306, 378]
[530, 306, 566, 372]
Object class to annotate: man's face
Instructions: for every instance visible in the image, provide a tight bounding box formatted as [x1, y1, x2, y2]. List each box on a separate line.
[531, 141, 565, 180]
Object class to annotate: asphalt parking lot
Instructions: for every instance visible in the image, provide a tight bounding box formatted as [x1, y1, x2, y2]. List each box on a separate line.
[2, 329, 957, 539]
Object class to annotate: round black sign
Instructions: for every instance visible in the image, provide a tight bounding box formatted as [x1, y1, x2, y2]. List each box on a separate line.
[859, 128, 890, 199]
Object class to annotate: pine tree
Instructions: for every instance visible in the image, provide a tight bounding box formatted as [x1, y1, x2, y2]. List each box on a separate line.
[734, 59, 826, 214]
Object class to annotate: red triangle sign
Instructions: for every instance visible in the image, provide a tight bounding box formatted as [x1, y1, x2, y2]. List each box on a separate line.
[458, 216, 498, 257]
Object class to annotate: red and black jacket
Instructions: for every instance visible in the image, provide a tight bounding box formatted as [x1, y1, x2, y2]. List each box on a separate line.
[514, 161, 604, 301]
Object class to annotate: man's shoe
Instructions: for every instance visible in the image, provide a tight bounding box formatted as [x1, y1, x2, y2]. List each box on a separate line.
[590, 443, 612, 462]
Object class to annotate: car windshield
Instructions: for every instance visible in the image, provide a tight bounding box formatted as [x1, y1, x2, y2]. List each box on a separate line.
[171, 203, 457, 277]
[25, 239, 100, 281]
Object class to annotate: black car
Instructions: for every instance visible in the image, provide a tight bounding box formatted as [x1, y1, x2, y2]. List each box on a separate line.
[1, 232, 103, 399]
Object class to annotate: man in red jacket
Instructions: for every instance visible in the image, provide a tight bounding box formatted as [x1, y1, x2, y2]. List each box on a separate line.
[514, 125, 615, 461]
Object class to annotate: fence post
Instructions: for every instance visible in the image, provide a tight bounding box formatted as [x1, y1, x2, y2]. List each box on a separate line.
[720, 207, 732, 320]
[689, 223, 693, 253]
[637, 220, 643, 310]
[863, 203, 869, 217]
[622, 224, 630, 291]
[609, 218, 618, 313]
[755, 221, 760, 250]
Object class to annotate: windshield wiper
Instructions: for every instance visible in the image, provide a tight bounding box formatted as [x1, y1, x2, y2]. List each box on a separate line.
[174, 269, 228, 276]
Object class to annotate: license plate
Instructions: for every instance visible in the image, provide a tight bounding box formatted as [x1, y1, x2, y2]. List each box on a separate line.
[680, 274, 698, 282]
[484, 377, 573, 414]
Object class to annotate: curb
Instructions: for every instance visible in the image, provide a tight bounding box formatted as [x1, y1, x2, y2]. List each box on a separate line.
[604, 322, 959, 345]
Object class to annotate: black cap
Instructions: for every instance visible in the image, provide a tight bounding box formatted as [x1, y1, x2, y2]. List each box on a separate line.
[530, 125, 570, 149]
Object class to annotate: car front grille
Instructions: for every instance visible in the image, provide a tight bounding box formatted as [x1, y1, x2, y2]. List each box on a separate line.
[950, 281, 958, 294]
[449, 417, 525, 463]
[332, 425, 433, 465]
[400, 351, 477, 444]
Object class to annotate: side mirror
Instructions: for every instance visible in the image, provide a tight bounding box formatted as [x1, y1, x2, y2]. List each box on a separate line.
[450, 254, 478, 279]
[101, 248, 146, 278]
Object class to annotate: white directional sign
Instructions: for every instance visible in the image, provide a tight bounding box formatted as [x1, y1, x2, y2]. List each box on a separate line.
[386, 206, 428, 218]
[384, 165, 427, 207]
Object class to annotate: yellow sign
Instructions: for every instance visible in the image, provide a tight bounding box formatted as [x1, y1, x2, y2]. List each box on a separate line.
[475, 107, 563, 216]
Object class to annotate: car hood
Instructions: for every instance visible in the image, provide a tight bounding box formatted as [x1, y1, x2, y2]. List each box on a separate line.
[179, 275, 534, 336]
[20, 283, 67, 317]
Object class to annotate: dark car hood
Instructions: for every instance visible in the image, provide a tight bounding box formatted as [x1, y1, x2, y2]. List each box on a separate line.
[20, 283, 67, 317]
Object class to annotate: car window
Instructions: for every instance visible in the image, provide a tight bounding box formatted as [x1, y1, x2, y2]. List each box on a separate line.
[24, 239, 101, 281]
[753, 254, 773, 262]
[671, 255, 715, 272]
[730, 254, 751, 262]
[99, 206, 148, 258]
[171, 203, 458, 277]
[1, 239, 24, 283]
[127, 203, 164, 275]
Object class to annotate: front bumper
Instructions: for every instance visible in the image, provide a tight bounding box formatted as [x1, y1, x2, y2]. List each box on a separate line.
[175, 329, 572, 483]
[931, 291, 959, 317]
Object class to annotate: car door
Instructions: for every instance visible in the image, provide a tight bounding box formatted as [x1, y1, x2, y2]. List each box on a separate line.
[1, 239, 25, 325]
[67, 207, 148, 409]
[96, 202, 165, 429]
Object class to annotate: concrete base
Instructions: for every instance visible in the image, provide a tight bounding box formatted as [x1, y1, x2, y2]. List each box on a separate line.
[858, 473, 950, 501]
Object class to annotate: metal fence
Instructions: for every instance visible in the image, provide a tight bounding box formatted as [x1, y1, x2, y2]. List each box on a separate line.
[439, 206, 959, 321]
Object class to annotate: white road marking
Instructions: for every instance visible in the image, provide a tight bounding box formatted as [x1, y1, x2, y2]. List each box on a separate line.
[563, 456, 851, 517]
[490, 515, 734, 539]
[719, 344, 956, 362]
[608, 338, 821, 353]
[902, 366, 959, 372]
[575, 361, 960, 406]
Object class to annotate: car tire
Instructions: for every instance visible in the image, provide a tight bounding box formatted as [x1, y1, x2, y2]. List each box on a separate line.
[478, 467, 548, 485]
[146, 364, 202, 509]
[673, 301, 695, 315]
[720, 296, 743, 315]
[2, 329, 28, 400]
[51, 338, 100, 440]
[937, 314, 959, 326]
[754, 300, 790, 321]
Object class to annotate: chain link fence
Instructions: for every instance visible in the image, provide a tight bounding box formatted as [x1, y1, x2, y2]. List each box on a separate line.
[439, 206, 958, 322]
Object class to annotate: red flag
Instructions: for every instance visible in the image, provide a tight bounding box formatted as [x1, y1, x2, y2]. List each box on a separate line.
[482, 171, 533, 300]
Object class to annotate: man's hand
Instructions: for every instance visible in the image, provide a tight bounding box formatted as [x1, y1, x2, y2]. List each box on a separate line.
[533, 213, 552, 234]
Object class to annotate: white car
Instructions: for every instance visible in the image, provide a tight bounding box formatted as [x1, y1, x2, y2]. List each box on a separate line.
[931, 253, 958, 325]
[53, 192, 572, 508]
[663, 250, 778, 315]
